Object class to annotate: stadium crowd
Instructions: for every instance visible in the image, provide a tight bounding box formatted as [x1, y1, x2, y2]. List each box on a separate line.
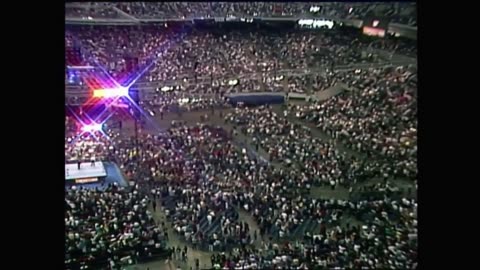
[227, 105, 415, 184]
[65, 4, 417, 269]
[286, 74, 341, 94]
[65, 52, 416, 270]
[65, 184, 169, 269]
[65, 113, 417, 269]
[139, 89, 229, 116]
[290, 66, 417, 179]
[66, 4, 123, 20]
[209, 194, 417, 269]
[67, 2, 417, 27]
[66, 24, 417, 87]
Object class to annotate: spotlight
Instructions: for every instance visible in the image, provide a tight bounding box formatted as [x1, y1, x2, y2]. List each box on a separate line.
[93, 87, 129, 98]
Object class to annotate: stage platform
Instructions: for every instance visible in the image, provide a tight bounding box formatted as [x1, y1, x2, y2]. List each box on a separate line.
[65, 162, 107, 180]
[65, 161, 128, 190]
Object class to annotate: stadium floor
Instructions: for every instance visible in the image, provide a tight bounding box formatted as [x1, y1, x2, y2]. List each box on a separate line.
[109, 103, 416, 270]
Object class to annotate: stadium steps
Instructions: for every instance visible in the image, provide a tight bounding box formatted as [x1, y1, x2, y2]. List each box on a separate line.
[310, 83, 346, 102]
[162, 196, 177, 211]
[205, 218, 222, 238]
[269, 224, 278, 236]
[266, 210, 281, 236]
[198, 216, 210, 231]
[296, 219, 312, 237]
[203, 216, 220, 234]
[291, 220, 306, 238]
[305, 219, 318, 234]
